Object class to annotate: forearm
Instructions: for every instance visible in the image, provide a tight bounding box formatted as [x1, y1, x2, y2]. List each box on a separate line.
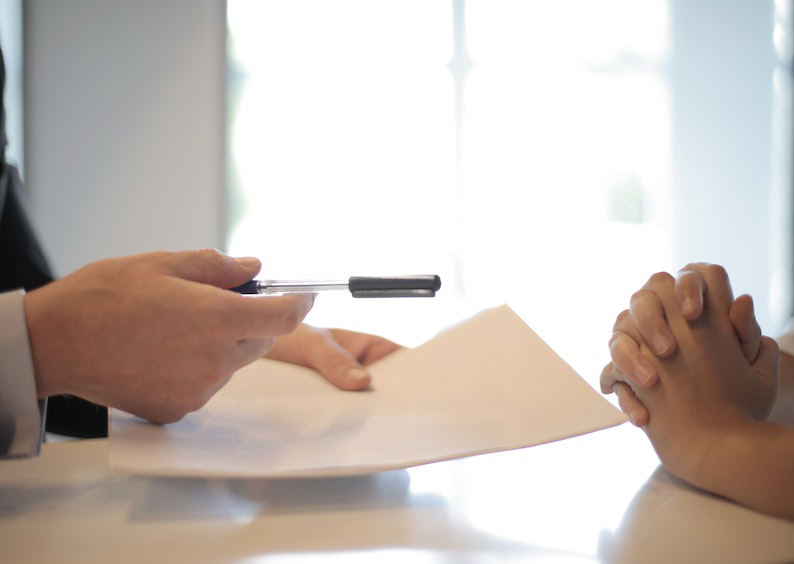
[768, 351, 794, 426]
[692, 421, 794, 521]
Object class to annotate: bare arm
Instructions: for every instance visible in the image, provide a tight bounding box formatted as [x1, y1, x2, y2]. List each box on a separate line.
[693, 419, 794, 520]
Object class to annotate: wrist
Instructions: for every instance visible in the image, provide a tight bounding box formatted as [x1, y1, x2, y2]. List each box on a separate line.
[649, 410, 751, 487]
[24, 288, 69, 398]
[688, 420, 777, 497]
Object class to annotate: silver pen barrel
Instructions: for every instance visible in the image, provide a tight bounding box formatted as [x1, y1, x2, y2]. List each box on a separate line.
[257, 279, 349, 294]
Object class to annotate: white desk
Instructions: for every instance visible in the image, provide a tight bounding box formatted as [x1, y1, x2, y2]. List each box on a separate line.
[2, 425, 794, 563]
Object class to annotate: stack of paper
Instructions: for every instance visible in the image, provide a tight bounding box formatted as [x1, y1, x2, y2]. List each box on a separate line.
[110, 305, 626, 477]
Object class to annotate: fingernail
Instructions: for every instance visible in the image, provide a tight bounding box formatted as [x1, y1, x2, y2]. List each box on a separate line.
[652, 333, 672, 355]
[681, 296, 696, 316]
[237, 256, 260, 268]
[346, 367, 371, 386]
[636, 362, 655, 386]
[628, 410, 640, 426]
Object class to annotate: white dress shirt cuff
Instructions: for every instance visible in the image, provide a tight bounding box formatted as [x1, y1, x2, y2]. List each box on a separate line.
[0, 289, 45, 457]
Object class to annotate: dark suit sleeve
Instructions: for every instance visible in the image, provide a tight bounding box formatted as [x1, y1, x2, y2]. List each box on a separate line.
[0, 163, 54, 293]
[0, 44, 108, 440]
[0, 168, 108, 438]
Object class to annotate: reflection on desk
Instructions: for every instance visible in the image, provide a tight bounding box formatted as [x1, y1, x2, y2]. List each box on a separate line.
[2, 426, 794, 563]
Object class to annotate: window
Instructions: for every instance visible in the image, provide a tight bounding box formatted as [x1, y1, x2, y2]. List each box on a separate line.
[0, 0, 23, 172]
[227, 1, 789, 391]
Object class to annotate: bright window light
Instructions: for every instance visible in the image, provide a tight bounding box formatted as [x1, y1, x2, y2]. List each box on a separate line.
[226, 1, 784, 392]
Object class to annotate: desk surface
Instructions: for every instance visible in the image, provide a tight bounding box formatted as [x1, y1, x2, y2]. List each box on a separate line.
[2, 425, 794, 564]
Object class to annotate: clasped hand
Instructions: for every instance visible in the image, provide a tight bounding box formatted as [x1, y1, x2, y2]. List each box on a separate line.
[600, 263, 778, 478]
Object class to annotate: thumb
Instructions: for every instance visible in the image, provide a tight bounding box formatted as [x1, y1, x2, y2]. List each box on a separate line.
[750, 335, 780, 420]
[162, 249, 262, 289]
[730, 294, 761, 363]
[755, 335, 779, 386]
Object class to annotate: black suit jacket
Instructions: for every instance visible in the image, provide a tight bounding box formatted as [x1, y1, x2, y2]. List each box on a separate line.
[0, 47, 107, 438]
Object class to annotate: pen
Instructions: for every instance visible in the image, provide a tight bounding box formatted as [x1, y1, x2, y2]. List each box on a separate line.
[230, 275, 441, 298]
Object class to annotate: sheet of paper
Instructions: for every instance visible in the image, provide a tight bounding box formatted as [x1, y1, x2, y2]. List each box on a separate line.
[109, 305, 627, 477]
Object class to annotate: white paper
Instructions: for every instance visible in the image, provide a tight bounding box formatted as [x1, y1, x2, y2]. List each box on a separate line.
[110, 305, 627, 477]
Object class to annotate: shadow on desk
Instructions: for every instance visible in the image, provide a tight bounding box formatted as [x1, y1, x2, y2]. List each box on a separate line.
[126, 470, 421, 523]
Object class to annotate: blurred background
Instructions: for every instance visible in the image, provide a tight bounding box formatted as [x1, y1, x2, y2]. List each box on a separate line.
[2, 0, 792, 391]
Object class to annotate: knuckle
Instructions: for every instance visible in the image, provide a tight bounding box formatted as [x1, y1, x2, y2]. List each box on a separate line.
[278, 308, 305, 334]
[646, 271, 673, 287]
[629, 288, 647, 305]
[613, 309, 631, 331]
[274, 296, 312, 334]
[690, 261, 727, 282]
[676, 266, 699, 282]
[761, 335, 780, 353]
[629, 288, 660, 315]
[707, 263, 728, 280]
[600, 362, 616, 392]
[200, 247, 229, 268]
[608, 330, 623, 350]
[616, 389, 631, 412]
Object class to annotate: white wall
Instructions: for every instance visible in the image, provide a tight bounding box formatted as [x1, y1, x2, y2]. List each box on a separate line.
[670, 0, 783, 331]
[24, 0, 226, 277]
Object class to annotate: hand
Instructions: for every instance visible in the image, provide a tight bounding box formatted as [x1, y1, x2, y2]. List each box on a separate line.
[601, 263, 762, 426]
[25, 249, 314, 424]
[266, 324, 402, 390]
[623, 266, 778, 481]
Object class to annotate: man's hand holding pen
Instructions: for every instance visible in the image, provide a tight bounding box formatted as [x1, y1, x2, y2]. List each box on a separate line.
[24, 249, 403, 424]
